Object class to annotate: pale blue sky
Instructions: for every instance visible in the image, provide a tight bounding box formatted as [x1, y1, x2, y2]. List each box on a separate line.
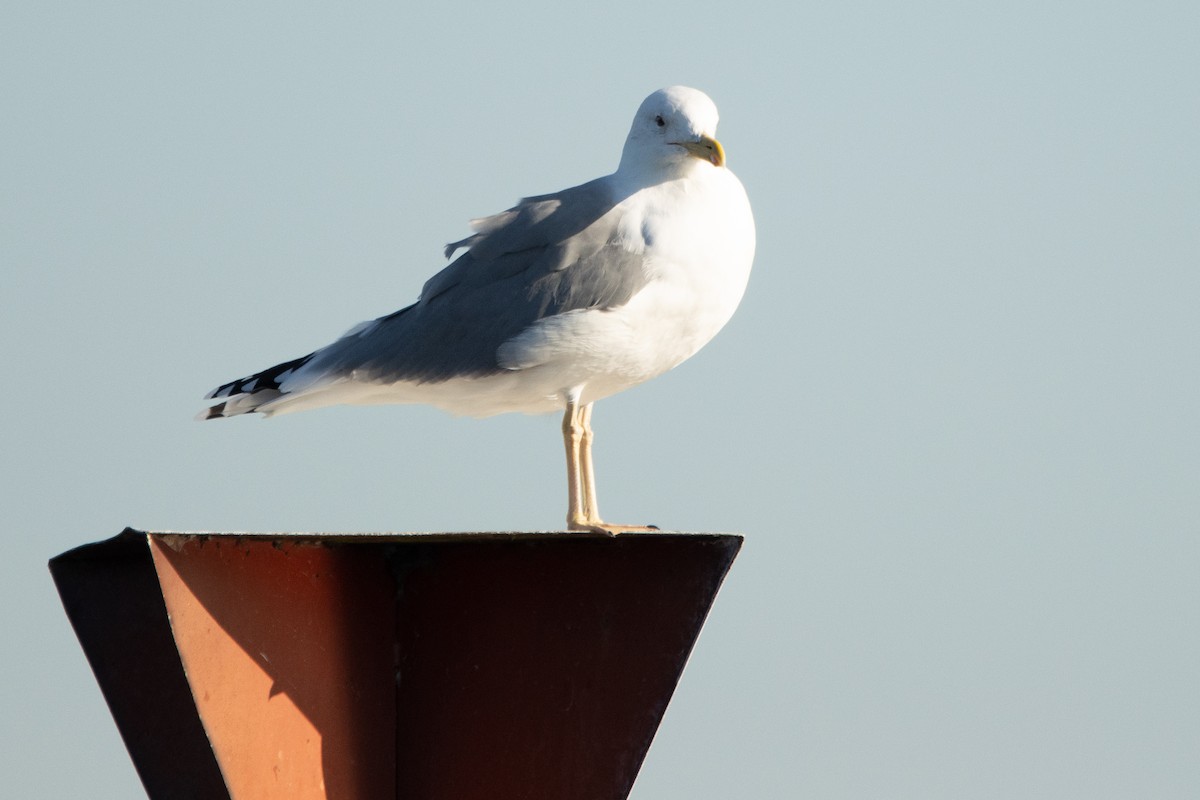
[3, 2, 1197, 797]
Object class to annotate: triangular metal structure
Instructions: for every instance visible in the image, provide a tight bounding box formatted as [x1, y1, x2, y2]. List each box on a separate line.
[51, 529, 741, 800]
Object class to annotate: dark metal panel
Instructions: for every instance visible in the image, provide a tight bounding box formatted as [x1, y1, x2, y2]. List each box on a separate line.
[48, 529, 230, 800]
[385, 535, 742, 800]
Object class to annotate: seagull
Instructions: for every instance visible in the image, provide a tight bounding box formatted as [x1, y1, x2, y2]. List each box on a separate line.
[200, 86, 755, 534]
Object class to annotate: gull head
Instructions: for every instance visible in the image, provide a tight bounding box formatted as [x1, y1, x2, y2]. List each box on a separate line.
[619, 86, 726, 177]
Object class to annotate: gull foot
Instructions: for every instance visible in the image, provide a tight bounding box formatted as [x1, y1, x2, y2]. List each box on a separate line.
[567, 521, 661, 536]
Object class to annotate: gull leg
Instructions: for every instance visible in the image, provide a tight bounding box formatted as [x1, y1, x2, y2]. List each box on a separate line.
[563, 400, 659, 535]
[579, 402, 600, 524]
[562, 400, 590, 532]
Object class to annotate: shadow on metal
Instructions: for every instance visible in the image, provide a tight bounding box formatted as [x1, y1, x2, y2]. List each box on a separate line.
[50, 529, 742, 800]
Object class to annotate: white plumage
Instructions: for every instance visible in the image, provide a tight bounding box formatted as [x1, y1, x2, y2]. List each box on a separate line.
[202, 86, 755, 533]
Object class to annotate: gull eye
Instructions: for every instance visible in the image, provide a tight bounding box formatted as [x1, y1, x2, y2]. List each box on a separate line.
[654, 114, 665, 128]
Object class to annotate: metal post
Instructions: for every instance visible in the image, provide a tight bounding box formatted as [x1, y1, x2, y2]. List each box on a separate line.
[51, 529, 742, 800]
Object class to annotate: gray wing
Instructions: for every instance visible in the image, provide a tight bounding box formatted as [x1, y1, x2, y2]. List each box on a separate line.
[306, 177, 649, 383]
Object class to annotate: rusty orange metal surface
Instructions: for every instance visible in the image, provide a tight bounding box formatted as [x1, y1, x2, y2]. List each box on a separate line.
[149, 536, 396, 799]
[51, 529, 742, 800]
